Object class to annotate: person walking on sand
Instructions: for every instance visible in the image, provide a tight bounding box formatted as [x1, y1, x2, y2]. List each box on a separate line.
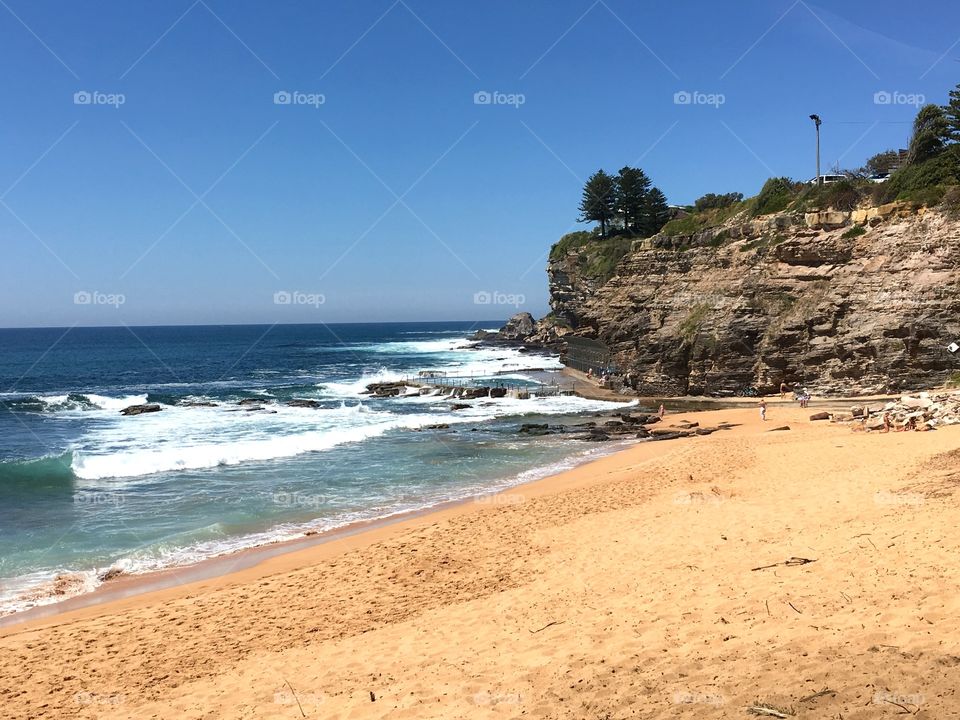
[779, 381, 788, 399]
[759, 399, 767, 422]
[658, 403, 665, 419]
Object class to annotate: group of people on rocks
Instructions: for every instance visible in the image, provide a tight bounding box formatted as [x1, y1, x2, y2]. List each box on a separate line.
[873, 409, 923, 433]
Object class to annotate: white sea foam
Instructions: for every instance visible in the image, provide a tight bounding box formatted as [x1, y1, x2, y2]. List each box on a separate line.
[317, 346, 561, 400]
[319, 368, 407, 397]
[82, 393, 149, 411]
[67, 389, 635, 482]
[0, 568, 101, 616]
[69, 406, 485, 480]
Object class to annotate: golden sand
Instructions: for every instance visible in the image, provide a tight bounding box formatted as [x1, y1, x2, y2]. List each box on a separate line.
[3, 404, 959, 718]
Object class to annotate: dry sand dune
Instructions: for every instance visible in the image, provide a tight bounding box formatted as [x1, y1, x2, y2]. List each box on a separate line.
[3, 405, 960, 719]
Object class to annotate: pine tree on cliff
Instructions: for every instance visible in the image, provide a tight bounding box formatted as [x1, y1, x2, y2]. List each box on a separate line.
[640, 187, 671, 236]
[944, 82, 960, 143]
[578, 170, 617, 238]
[908, 104, 950, 164]
[615, 166, 651, 233]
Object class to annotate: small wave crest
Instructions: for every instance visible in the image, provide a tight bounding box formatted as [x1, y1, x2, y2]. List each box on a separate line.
[69, 411, 474, 480]
[0, 452, 76, 490]
[0, 392, 148, 414]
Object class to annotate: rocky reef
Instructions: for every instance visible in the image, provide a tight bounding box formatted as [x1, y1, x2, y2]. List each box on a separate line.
[516, 202, 960, 396]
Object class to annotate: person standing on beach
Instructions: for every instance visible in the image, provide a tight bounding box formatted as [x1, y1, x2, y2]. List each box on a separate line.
[658, 403, 665, 419]
[759, 399, 767, 422]
[779, 381, 788, 399]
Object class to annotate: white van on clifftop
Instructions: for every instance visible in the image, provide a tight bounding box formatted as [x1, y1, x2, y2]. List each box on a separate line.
[808, 174, 847, 185]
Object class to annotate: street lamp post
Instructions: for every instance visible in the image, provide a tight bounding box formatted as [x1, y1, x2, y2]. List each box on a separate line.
[809, 114, 822, 187]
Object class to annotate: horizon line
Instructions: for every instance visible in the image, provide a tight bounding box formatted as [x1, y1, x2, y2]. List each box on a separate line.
[0, 319, 512, 332]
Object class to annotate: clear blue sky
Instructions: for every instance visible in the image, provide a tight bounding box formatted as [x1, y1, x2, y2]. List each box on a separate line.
[1, 0, 958, 327]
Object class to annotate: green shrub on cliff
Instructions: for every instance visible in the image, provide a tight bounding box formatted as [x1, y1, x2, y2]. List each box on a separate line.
[661, 201, 747, 236]
[875, 88, 960, 205]
[841, 224, 867, 239]
[678, 304, 710, 344]
[548, 232, 633, 284]
[943, 186, 960, 218]
[879, 144, 960, 204]
[824, 179, 864, 210]
[550, 231, 595, 260]
[582, 236, 634, 281]
[752, 177, 802, 216]
[694, 192, 743, 211]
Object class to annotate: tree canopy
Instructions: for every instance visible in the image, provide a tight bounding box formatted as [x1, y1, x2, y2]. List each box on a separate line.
[577, 170, 617, 238]
[578, 166, 669, 238]
[694, 192, 743, 212]
[863, 150, 899, 176]
[615, 166, 651, 234]
[908, 104, 951, 165]
[945, 82, 960, 143]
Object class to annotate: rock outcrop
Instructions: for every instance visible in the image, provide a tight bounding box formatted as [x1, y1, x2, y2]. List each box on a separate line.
[520, 203, 960, 396]
[472, 312, 541, 345]
[120, 403, 161, 416]
[832, 390, 960, 430]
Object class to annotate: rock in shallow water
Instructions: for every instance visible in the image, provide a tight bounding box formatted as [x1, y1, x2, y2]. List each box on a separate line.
[120, 403, 161, 416]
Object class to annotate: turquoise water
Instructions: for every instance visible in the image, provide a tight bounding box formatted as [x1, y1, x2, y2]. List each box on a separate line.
[0, 323, 635, 613]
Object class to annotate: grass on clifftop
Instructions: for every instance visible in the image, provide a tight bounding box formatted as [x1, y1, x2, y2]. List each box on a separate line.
[549, 231, 634, 283]
[661, 202, 748, 236]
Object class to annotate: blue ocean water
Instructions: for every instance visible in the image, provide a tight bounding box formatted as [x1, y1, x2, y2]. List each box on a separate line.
[0, 322, 634, 613]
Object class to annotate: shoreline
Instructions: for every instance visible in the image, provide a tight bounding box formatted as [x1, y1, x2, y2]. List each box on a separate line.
[1, 380, 901, 630]
[0, 435, 638, 633]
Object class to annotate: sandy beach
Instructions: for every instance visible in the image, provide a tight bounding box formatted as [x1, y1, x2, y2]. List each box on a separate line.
[4, 402, 960, 719]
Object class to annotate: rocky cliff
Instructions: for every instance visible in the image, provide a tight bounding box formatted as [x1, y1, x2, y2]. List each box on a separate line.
[525, 202, 960, 396]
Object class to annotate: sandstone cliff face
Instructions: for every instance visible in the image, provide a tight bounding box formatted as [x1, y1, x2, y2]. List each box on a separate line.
[534, 205, 960, 396]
